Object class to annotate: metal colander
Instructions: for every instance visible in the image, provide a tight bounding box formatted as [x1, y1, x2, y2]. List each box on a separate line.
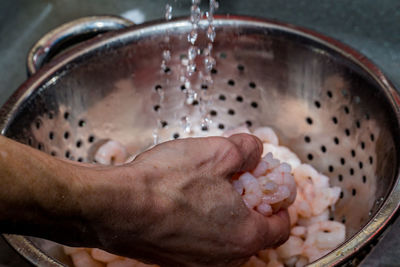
[2, 15, 400, 266]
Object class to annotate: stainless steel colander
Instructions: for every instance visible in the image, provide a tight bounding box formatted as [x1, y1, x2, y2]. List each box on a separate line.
[2, 15, 400, 266]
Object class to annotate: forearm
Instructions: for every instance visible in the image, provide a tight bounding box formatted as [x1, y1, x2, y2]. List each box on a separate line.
[0, 136, 96, 245]
[0, 135, 150, 248]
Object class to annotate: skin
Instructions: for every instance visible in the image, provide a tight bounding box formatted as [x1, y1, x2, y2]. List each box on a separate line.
[0, 133, 290, 267]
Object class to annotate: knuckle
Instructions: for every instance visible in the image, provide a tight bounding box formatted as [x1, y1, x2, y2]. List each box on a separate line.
[207, 137, 244, 175]
[241, 134, 261, 154]
[217, 139, 243, 169]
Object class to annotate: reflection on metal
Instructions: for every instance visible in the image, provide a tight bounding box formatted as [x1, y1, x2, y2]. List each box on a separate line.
[1, 15, 399, 267]
[26, 16, 134, 76]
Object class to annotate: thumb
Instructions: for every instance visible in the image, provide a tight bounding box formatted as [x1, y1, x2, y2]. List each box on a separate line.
[227, 134, 263, 173]
[249, 209, 290, 250]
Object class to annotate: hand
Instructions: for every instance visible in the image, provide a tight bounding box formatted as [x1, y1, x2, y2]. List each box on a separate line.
[0, 134, 289, 267]
[80, 134, 290, 266]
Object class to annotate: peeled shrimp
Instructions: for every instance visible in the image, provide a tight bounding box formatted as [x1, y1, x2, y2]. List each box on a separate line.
[107, 259, 136, 267]
[70, 250, 104, 267]
[242, 256, 269, 267]
[293, 164, 341, 215]
[293, 164, 329, 189]
[311, 187, 341, 216]
[297, 210, 330, 227]
[91, 248, 121, 263]
[303, 221, 345, 262]
[266, 260, 284, 267]
[288, 205, 298, 226]
[235, 152, 296, 216]
[64, 125, 346, 267]
[294, 256, 308, 267]
[107, 259, 158, 267]
[94, 140, 128, 166]
[290, 226, 306, 238]
[258, 249, 279, 263]
[276, 236, 304, 259]
[238, 172, 263, 209]
[63, 246, 86, 255]
[262, 143, 301, 169]
[253, 127, 279, 146]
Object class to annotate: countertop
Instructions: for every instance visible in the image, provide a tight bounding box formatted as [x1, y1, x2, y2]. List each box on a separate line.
[0, 0, 399, 266]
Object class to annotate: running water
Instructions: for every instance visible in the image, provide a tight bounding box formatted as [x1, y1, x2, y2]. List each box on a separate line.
[161, 4, 173, 72]
[179, 0, 219, 134]
[204, 0, 218, 72]
[183, 0, 202, 108]
[155, 0, 219, 140]
[153, 3, 174, 145]
[199, 0, 219, 131]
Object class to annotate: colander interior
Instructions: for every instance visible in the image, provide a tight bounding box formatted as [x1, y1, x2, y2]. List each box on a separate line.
[2, 18, 399, 266]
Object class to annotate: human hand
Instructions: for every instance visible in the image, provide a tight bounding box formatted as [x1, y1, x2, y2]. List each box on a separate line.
[79, 134, 290, 266]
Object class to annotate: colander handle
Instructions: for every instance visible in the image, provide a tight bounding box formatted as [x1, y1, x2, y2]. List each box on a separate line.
[26, 15, 134, 76]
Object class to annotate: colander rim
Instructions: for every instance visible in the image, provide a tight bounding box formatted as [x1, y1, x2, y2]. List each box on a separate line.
[1, 15, 400, 266]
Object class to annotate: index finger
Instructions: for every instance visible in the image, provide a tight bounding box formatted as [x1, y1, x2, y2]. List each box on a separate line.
[228, 134, 263, 172]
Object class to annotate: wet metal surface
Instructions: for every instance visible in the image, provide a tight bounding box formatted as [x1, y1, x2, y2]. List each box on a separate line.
[0, 1, 399, 266]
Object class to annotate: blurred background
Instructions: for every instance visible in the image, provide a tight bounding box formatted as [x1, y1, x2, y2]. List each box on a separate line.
[0, 0, 399, 266]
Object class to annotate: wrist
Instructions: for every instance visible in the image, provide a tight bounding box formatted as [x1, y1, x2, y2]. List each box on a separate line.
[74, 163, 149, 248]
[0, 137, 95, 245]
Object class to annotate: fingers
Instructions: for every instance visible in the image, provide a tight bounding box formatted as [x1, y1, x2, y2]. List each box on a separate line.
[133, 134, 263, 181]
[253, 209, 290, 249]
[227, 134, 263, 172]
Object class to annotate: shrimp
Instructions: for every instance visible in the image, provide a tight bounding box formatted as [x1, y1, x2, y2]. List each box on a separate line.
[292, 190, 312, 218]
[283, 256, 299, 266]
[295, 256, 308, 267]
[109, 259, 157, 267]
[242, 256, 269, 267]
[291, 226, 307, 238]
[276, 236, 304, 259]
[256, 200, 273, 216]
[63, 246, 86, 255]
[232, 179, 245, 195]
[70, 250, 104, 267]
[106, 259, 139, 267]
[293, 164, 329, 189]
[91, 248, 121, 263]
[262, 143, 301, 169]
[239, 172, 263, 209]
[308, 221, 345, 249]
[303, 221, 345, 262]
[237, 152, 296, 215]
[94, 140, 128, 166]
[293, 164, 339, 215]
[65, 125, 347, 267]
[258, 249, 279, 262]
[288, 205, 298, 226]
[253, 127, 279, 146]
[311, 187, 341, 216]
[266, 260, 284, 267]
[252, 160, 270, 177]
[297, 210, 330, 227]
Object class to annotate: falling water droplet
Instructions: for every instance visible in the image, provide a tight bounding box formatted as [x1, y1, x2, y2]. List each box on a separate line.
[181, 116, 193, 133]
[153, 129, 159, 145]
[188, 29, 198, 44]
[163, 50, 171, 62]
[190, 5, 202, 24]
[204, 56, 216, 72]
[165, 4, 173, 21]
[188, 46, 198, 61]
[207, 25, 216, 42]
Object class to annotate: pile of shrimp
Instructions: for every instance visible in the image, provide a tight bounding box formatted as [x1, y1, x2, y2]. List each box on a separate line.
[63, 126, 345, 267]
